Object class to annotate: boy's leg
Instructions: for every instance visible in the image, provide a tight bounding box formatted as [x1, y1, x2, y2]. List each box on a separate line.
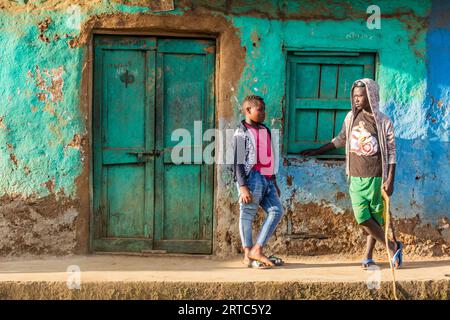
[364, 213, 383, 261]
[239, 171, 264, 263]
[364, 178, 400, 258]
[249, 180, 284, 266]
[350, 177, 397, 258]
[242, 247, 251, 265]
[365, 235, 376, 260]
[360, 218, 397, 256]
[239, 201, 258, 262]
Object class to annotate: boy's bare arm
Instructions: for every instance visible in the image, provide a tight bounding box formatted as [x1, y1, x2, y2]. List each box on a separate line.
[383, 164, 396, 196]
[299, 142, 336, 156]
[300, 114, 346, 156]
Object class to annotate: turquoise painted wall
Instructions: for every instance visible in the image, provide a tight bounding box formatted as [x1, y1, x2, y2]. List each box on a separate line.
[0, 1, 181, 198]
[0, 13, 85, 197]
[0, 1, 447, 228]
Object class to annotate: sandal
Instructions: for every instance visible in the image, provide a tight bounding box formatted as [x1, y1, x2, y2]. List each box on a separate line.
[392, 241, 403, 269]
[250, 260, 272, 269]
[268, 255, 284, 266]
[361, 258, 377, 270]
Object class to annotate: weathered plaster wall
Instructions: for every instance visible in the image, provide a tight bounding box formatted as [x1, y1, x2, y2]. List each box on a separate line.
[0, 0, 448, 257]
[0, 3, 86, 256]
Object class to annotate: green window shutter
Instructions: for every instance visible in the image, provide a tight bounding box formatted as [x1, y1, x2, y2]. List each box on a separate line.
[286, 52, 375, 157]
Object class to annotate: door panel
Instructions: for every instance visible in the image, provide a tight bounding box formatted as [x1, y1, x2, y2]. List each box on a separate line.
[163, 165, 201, 240]
[106, 164, 146, 237]
[93, 37, 156, 252]
[104, 50, 146, 149]
[154, 39, 215, 253]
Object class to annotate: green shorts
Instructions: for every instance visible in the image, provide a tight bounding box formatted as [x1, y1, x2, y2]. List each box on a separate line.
[349, 176, 384, 226]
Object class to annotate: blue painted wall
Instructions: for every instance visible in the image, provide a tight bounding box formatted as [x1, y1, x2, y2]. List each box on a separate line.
[421, 0, 450, 221]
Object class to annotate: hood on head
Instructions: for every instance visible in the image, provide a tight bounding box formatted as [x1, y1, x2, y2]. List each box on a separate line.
[350, 78, 380, 114]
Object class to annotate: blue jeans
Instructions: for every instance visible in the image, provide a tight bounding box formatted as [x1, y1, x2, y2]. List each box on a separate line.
[237, 170, 284, 248]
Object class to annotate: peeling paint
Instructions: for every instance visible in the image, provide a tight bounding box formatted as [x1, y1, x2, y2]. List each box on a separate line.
[29, 65, 64, 103]
[37, 17, 52, 43]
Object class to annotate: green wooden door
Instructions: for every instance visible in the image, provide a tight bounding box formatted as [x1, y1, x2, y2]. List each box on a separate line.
[92, 36, 215, 254]
[286, 52, 375, 156]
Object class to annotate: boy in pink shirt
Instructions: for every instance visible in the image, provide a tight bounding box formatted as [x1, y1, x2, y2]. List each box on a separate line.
[233, 95, 284, 268]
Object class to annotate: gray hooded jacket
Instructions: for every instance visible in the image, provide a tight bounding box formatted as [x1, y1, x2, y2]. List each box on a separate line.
[331, 78, 396, 182]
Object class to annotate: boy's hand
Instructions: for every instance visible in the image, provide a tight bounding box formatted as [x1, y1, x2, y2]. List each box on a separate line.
[383, 179, 394, 197]
[300, 148, 318, 156]
[239, 186, 253, 204]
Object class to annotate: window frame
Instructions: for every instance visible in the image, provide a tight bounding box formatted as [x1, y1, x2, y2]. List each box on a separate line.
[282, 49, 378, 160]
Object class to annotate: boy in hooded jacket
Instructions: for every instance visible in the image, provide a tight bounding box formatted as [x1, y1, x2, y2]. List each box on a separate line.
[300, 78, 403, 269]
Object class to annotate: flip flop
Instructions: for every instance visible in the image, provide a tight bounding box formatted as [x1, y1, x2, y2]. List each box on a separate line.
[397, 242, 404, 267]
[250, 260, 272, 269]
[268, 255, 284, 266]
[392, 241, 403, 269]
[361, 258, 377, 270]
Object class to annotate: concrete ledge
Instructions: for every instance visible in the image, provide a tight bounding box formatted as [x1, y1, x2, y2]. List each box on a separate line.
[0, 280, 449, 299]
[1, 255, 449, 300]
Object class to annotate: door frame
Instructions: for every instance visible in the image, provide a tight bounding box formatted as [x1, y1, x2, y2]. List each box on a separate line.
[87, 31, 219, 255]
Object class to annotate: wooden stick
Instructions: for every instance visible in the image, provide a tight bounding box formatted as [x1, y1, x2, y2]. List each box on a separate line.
[382, 188, 398, 300]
